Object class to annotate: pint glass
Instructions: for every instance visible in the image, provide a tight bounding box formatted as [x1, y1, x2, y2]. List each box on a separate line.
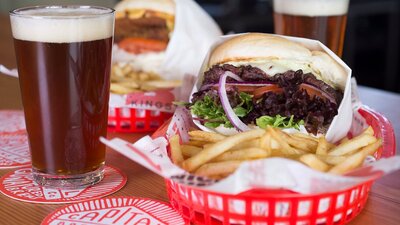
[10, 6, 115, 188]
[273, 0, 349, 57]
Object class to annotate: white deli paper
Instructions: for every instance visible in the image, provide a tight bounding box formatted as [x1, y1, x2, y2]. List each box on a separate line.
[109, 0, 223, 110]
[191, 34, 352, 143]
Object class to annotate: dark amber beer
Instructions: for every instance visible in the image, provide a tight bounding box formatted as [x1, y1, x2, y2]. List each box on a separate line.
[273, 0, 348, 57]
[10, 6, 114, 188]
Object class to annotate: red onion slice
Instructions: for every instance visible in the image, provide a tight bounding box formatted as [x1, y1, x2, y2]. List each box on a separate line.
[218, 71, 251, 132]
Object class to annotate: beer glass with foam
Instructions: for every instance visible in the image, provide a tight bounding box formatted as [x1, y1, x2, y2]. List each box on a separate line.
[10, 6, 114, 188]
[273, 0, 349, 57]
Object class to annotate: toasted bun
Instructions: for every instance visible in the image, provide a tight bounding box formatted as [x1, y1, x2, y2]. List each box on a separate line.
[209, 33, 311, 65]
[207, 33, 347, 90]
[115, 0, 175, 15]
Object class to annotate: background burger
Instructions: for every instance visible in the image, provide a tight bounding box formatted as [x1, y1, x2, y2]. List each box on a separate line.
[190, 33, 347, 135]
[111, 0, 180, 94]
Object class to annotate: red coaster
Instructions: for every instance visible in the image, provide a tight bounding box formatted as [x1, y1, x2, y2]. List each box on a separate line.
[0, 130, 30, 168]
[0, 110, 30, 169]
[0, 110, 26, 133]
[0, 165, 126, 204]
[42, 196, 186, 225]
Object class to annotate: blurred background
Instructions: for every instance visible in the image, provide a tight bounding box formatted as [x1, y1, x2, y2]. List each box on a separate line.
[0, 0, 399, 93]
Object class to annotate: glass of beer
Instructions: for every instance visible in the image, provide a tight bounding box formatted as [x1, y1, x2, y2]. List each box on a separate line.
[273, 0, 349, 57]
[10, 6, 114, 188]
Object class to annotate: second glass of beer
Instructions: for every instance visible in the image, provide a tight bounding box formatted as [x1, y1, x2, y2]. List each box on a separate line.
[273, 0, 349, 57]
[10, 6, 115, 188]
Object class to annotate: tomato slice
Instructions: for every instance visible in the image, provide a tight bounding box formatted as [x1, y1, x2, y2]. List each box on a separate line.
[236, 85, 261, 93]
[299, 83, 336, 103]
[253, 85, 282, 99]
[210, 84, 282, 98]
[208, 82, 334, 102]
[118, 37, 168, 54]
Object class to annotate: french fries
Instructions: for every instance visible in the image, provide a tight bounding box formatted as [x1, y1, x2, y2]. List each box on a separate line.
[169, 126, 382, 179]
[267, 127, 306, 155]
[213, 147, 270, 162]
[299, 154, 330, 172]
[328, 134, 376, 156]
[328, 151, 366, 174]
[315, 155, 347, 165]
[182, 129, 265, 172]
[181, 145, 202, 158]
[188, 130, 226, 142]
[195, 161, 243, 179]
[315, 137, 329, 155]
[169, 135, 184, 165]
[110, 63, 182, 94]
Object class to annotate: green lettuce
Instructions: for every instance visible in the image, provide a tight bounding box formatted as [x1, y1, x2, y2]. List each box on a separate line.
[256, 115, 304, 130]
[190, 92, 253, 128]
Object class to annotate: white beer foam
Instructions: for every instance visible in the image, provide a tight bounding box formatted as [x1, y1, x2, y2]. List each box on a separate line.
[10, 7, 114, 43]
[273, 0, 349, 17]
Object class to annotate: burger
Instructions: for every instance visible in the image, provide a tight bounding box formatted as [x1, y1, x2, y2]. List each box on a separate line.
[114, 0, 174, 55]
[190, 33, 347, 135]
[111, 0, 180, 93]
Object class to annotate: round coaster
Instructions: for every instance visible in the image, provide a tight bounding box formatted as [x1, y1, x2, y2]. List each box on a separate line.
[0, 131, 30, 169]
[0, 165, 126, 204]
[42, 196, 186, 225]
[0, 110, 25, 133]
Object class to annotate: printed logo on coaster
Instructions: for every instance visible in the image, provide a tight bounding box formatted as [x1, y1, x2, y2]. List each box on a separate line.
[0, 110, 26, 133]
[41, 196, 186, 225]
[0, 131, 30, 168]
[0, 165, 126, 204]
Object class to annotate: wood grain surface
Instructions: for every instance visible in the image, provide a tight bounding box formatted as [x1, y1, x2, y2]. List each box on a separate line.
[0, 13, 399, 225]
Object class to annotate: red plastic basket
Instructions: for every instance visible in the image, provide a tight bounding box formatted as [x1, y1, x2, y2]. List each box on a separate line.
[163, 106, 396, 225]
[108, 107, 173, 132]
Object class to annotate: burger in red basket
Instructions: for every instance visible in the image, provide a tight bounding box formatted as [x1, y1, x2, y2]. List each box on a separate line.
[189, 33, 348, 136]
[111, 0, 180, 94]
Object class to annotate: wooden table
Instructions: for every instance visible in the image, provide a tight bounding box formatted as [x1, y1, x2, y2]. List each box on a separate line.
[0, 14, 399, 225]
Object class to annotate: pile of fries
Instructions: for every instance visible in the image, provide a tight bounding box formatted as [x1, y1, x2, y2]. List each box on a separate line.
[110, 63, 182, 94]
[169, 126, 382, 179]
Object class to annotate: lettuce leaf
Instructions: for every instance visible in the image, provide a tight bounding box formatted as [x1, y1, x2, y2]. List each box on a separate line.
[256, 115, 304, 130]
[190, 92, 253, 128]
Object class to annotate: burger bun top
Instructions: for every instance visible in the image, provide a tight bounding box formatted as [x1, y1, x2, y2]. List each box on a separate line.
[115, 0, 175, 15]
[207, 33, 347, 90]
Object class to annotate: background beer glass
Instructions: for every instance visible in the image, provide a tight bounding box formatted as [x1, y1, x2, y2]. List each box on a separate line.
[10, 6, 114, 188]
[273, 0, 349, 57]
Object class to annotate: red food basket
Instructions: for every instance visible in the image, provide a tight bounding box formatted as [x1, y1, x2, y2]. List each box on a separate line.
[162, 106, 396, 225]
[108, 107, 173, 132]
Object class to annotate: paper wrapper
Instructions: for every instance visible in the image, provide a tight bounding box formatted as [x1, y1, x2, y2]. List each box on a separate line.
[101, 78, 400, 196]
[109, 0, 222, 111]
[191, 34, 353, 143]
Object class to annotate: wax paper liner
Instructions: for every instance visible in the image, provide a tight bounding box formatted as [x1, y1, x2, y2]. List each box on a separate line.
[109, 0, 222, 112]
[101, 78, 399, 194]
[191, 33, 353, 143]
